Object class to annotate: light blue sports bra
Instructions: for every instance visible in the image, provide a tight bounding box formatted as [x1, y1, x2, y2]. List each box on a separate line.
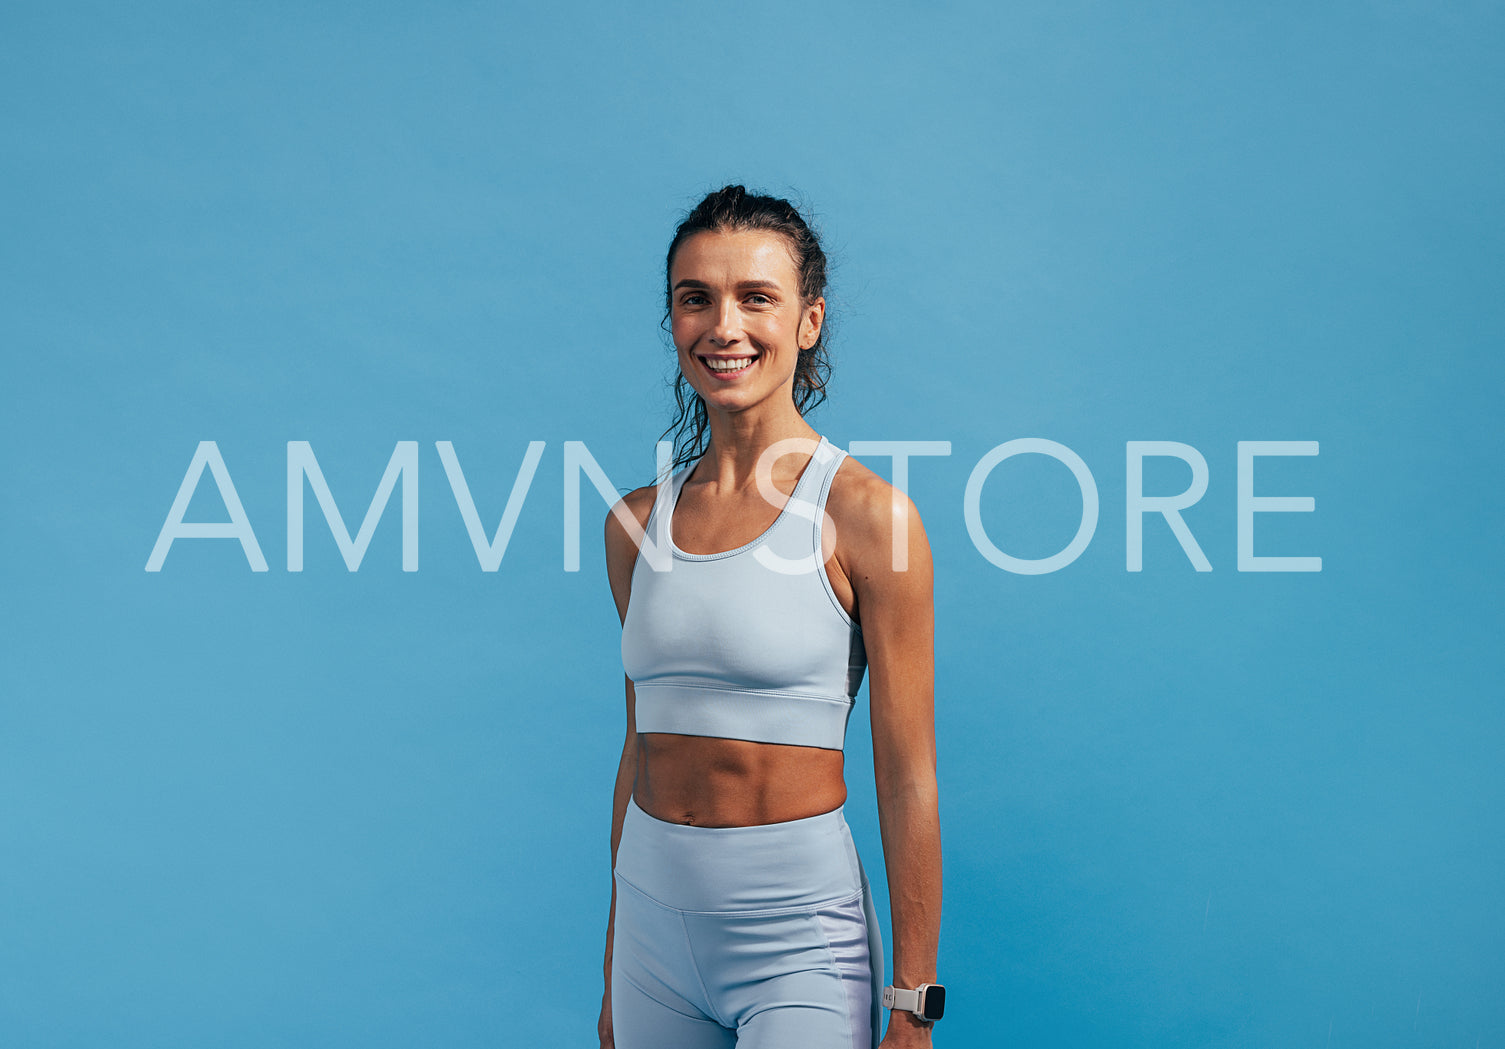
[620, 436, 867, 750]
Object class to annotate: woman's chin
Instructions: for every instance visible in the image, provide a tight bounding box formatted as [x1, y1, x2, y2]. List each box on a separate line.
[699, 394, 753, 416]
[690, 376, 800, 417]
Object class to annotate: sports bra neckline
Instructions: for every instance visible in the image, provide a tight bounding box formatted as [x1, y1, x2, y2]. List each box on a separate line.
[665, 435, 831, 562]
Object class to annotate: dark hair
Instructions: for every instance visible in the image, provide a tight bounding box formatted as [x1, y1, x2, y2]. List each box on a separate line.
[660, 185, 831, 470]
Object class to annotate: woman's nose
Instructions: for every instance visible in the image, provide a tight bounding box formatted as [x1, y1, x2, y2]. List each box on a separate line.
[710, 302, 743, 345]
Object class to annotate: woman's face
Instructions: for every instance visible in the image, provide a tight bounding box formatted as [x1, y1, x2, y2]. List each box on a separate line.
[668, 229, 824, 417]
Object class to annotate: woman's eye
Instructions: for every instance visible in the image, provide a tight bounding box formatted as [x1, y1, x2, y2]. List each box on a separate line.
[746, 293, 772, 305]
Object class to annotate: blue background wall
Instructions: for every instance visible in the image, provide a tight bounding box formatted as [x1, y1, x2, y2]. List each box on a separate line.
[3, 2, 1500, 1046]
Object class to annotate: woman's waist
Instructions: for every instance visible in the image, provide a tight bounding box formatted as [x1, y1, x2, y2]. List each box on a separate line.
[615, 793, 864, 914]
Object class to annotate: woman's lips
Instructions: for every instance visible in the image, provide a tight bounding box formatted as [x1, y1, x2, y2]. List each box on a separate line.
[698, 354, 757, 380]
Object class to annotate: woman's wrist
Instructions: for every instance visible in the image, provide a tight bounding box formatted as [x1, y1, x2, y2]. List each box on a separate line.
[882, 1007, 935, 1044]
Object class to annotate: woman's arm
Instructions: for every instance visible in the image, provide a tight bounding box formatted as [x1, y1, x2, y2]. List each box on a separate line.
[599, 490, 653, 1048]
[840, 478, 941, 1047]
[599, 677, 636, 1049]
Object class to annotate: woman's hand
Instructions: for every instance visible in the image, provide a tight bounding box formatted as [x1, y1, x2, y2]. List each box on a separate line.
[597, 984, 614, 1048]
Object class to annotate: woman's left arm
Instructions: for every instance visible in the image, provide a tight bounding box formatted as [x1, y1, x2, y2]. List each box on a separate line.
[843, 478, 942, 1046]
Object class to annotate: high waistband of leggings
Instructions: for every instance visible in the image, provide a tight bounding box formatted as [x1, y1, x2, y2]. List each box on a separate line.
[615, 795, 864, 915]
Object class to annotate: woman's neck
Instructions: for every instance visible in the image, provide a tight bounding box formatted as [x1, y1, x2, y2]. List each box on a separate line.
[698, 399, 822, 489]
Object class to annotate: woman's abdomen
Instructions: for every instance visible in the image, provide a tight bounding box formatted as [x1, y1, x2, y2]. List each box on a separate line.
[633, 733, 846, 828]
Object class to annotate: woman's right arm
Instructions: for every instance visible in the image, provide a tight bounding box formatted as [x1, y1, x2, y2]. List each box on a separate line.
[599, 489, 654, 1049]
[599, 677, 636, 1049]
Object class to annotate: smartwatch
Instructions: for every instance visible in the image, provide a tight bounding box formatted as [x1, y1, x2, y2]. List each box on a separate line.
[883, 982, 946, 1022]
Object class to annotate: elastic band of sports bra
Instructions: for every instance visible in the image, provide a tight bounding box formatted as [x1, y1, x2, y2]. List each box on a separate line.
[632, 681, 855, 750]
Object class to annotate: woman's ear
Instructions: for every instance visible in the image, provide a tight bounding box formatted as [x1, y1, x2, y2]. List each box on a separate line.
[799, 297, 826, 350]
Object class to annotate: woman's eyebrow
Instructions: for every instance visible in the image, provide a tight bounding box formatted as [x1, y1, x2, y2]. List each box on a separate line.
[671, 278, 784, 292]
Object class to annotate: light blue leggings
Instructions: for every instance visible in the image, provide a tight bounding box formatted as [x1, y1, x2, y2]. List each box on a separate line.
[611, 796, 884, 1049]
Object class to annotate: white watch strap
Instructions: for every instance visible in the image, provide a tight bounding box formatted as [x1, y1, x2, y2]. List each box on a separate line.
[883, 985, 921, 1012]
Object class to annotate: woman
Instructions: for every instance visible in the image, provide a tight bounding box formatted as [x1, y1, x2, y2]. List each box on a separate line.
[599, 186, 942, 1048]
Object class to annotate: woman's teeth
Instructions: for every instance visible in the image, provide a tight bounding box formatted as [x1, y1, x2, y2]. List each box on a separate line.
[705, 357, 754, 373]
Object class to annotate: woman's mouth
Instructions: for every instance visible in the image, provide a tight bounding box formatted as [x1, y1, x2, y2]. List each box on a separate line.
[698, 354, 757, 379]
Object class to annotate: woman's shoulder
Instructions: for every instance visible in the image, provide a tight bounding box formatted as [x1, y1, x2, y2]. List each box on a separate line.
[604, 484, 658, 558]
[826, 451, 928, 561]
[828, 452, 921, 526]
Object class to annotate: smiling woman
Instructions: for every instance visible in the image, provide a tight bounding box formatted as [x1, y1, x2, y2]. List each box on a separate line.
[599, 186, 944, 1049]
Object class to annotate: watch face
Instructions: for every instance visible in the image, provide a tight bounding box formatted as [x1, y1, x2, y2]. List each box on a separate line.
[921, 984, 945, 1021]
